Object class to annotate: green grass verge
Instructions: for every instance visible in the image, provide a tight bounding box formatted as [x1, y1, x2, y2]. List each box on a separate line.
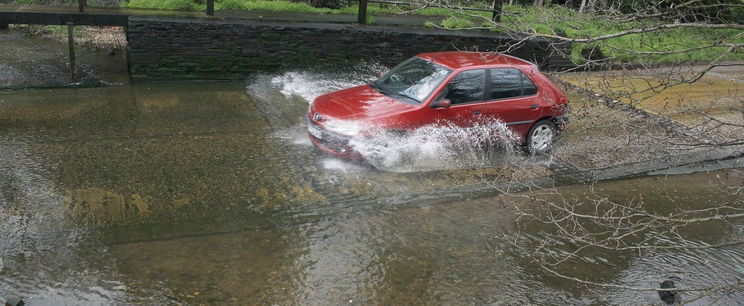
[42, 25, 89, 38]
[124, 0, 203, 10]
[124, 0, 388, 15]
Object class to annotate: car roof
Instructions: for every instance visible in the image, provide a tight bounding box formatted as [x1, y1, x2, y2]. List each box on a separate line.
[416, 51, 536, 70]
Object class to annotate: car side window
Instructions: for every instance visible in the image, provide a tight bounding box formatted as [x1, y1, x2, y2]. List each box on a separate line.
[444, 69, 485, 104]
[488, 68, 537, 99]
[522, 71, 538, 96]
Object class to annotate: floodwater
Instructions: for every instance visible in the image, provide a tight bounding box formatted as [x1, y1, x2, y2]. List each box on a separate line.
[2, 34, 744, 304]
[0, 26, 128, 88]
[1, 76, 742, 304]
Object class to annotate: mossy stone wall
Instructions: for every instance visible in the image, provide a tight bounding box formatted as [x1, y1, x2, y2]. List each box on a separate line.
[127, 16, 572, 81]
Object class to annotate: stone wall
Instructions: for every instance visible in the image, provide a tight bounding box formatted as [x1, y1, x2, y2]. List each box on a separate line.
[127, 16, 573, 81]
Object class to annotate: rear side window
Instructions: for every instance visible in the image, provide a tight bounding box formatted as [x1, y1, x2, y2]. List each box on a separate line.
[445, 69, 485, 104]
[488, 68, 538, 100]
[522, 72, 537, 95]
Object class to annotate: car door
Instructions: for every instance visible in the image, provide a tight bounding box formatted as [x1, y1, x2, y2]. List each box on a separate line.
[429, 68, 487, 127]
[478, 68, 542, 137]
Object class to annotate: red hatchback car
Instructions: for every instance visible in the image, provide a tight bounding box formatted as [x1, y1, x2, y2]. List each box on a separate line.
[307, 51, 569, 160]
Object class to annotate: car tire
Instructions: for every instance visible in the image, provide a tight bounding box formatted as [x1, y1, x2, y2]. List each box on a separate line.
[526, 119, 556, 155]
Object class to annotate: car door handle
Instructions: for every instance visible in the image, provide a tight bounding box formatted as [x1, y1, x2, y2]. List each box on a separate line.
[530, 104, 539, 109]
[473, 110, 481, 115]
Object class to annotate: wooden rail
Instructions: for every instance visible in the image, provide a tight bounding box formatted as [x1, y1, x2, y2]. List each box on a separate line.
[72, 0, 215, 16]
[3, 0, 497, 26]
[358, 0, 503, 24]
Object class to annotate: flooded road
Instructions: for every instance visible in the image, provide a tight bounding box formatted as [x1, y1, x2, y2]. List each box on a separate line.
[2, 24, 744, 303]
[0, 26, 128, 88]
[1, 75, 743, 304]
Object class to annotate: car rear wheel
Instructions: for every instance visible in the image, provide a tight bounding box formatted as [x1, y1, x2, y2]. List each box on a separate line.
[526, 119, 556, 155]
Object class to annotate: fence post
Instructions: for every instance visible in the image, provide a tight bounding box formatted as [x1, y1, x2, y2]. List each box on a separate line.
[67, 22, 78, 83]
[357, 0, 368, 24]
[492, 0, 502, 22]
[79, 0, 86, 13]
[207, 0, 214, 16]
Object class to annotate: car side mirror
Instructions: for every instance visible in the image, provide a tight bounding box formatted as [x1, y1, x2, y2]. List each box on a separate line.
[434, 99, 452, 109]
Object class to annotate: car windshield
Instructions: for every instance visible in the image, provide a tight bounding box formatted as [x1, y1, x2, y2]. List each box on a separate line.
[372, 57, 451, 103]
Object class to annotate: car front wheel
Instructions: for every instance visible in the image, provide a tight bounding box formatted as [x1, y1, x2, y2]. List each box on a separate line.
[526, 119, 556, 155]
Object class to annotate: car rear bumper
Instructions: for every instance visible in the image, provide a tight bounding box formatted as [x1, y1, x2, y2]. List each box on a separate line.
[553, 114, 569, 131]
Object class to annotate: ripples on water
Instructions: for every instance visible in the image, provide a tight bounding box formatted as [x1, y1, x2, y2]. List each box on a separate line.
[1, 62, 743, 304]
[0, 141, 138, 303]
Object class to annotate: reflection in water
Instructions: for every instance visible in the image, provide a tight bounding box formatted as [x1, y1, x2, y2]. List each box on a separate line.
[107, 171, 744, 304]
[0, 28, 128, 88]
[0, 79, 742, 304]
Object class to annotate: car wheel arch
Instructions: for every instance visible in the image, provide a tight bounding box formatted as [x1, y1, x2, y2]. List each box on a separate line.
[524, 118, 558, 154]
[528, 116, 555, 130]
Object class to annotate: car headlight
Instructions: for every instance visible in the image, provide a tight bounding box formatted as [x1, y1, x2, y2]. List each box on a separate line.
[324, 119, 365, 137]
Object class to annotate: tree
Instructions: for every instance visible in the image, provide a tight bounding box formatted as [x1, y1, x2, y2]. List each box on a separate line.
[414, 0, 744, 302]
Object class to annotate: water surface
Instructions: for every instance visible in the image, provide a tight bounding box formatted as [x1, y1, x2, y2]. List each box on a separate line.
[0, 78, 742, 304]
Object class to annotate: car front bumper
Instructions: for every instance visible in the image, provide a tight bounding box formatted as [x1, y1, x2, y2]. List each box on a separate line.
[307, 119, 364, 160]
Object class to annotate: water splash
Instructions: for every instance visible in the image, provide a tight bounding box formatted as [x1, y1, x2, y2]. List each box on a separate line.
[249, 64, 544, 172]
[348, 119, 522, 172]
[321, 158, 369, 173]
[269, 61, 387, 103]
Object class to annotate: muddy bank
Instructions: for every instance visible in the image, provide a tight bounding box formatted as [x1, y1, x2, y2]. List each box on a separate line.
[0, 25, 128, 88]
[8, 24, 126, 49]
[560, 65, 744, 141]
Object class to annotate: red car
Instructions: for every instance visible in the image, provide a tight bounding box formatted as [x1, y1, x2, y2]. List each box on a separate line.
[307, 51, 569, 160]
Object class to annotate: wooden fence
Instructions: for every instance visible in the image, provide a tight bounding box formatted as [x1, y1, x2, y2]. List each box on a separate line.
[74, 0, 503, 24]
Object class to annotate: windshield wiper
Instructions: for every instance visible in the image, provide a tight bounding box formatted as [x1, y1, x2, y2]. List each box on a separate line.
[397, 92, 421, 103]
[371, 83, 420, 104]
[370, 83, 392, 95]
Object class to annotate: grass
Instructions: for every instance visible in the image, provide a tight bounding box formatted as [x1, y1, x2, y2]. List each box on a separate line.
[439, 16, 475, 29]
[124, 0, 202, 10]
[124, 0, 389, 15]
[41, 25, 89, 38]
[15, 0, 124, 6]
